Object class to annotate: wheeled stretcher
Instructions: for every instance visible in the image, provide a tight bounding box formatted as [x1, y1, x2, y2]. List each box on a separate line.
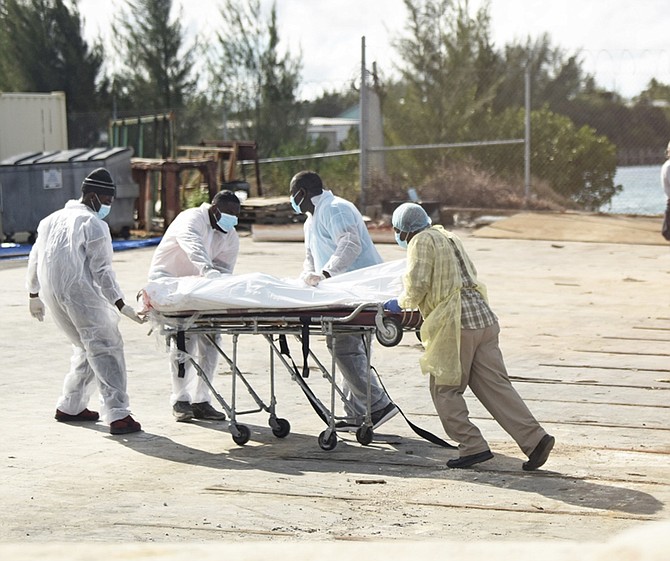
[141, 260, 433, 450]
[150, 302, 422, 450]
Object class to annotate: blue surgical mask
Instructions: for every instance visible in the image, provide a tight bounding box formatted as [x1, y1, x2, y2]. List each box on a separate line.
[97, 204, 111, 220]
[93, 193, 111, 220]
[395, 231, 408, 249]
[290, 192, 304, 214]
[216, 212, 238, 233]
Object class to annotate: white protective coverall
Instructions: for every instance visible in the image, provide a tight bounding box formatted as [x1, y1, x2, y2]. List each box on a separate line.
[303, 190, 391, 418]
[148, 203, 239, 405]
[26, 199, 133, 423]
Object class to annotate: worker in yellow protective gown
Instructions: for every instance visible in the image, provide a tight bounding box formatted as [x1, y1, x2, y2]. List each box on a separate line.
[384, 203, 554, 470]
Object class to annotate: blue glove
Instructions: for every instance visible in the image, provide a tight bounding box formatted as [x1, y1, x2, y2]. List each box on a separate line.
[383, 299, 402, 313]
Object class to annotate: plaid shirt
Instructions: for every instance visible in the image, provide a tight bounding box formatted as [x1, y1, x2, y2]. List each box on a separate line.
[451, 241, 497, 330]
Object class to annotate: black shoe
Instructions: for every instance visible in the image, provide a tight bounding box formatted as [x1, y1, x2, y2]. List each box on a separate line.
[172, 401, 194, 422]
[447, 449, 494, 469]
[191, 401, 226, 421]
[335, 420, 360, 432]
[523, 434, 555, 471]
[371, 402, 399, 429]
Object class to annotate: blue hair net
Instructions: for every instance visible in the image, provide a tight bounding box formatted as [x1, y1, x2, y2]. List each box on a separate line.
[392, 203, 432, 233]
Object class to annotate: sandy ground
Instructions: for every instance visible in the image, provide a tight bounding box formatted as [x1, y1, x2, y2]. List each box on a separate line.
[0, 212, 668, 558]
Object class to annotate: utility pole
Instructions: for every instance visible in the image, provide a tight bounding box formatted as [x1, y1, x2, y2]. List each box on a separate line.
[359, 36, 368, 212]
[524, 65, 531, 206]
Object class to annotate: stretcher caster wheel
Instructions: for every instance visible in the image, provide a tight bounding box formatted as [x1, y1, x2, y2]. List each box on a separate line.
[271, 417, 291, 438]
[356, 425, 373, 446]
[376, 316, 403, 347]
[231, 424, 251, 445]
[318, 430, 337, 450]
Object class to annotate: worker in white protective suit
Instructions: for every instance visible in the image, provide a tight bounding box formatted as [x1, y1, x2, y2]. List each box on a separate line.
[660, 139, 670, 241]
[384, 203, 554, 470]
[148, 190, 240, 422]
[289, 170, 398, 429]
[26, 167, 144, 435]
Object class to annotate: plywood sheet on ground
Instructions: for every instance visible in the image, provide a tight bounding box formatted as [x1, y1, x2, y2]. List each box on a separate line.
[473, 212, 667, 245]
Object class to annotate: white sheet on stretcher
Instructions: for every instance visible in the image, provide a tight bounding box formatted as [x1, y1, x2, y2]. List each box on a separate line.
[142, 259, 407, 313]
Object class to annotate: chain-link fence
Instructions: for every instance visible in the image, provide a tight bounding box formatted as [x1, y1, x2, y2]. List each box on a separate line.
[67, 103, 669, 220]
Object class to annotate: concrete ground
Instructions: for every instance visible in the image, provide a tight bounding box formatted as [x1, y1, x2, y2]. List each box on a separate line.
[1, 212, 669, 559]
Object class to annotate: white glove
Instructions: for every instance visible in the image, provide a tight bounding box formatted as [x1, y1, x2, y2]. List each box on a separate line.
[204, 268, 221, 279]
[120, 304, 146, 324]
[303, 272, 325, 287]
[29, 297, 45, 322]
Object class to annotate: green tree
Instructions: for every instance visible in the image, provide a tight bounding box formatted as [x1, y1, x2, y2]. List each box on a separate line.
[208, 0, 307, 160]
[0, 0, 107, 145]
[307, 88, 359, 118]
[112, 0, 197, 114]
[389, 0, 497, 146]
[487, 105, 621, 209]
[492, 34, 590, 113]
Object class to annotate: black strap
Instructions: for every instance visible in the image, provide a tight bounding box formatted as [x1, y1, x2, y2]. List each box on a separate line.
[278, 334, 330, 424]
[300, 317, 310, 378]
[394, 401, 456, 449]
[176, 331, 186, 378]
[371, 366, 456, 449]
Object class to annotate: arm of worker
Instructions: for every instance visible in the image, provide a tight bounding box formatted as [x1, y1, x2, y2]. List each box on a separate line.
[397, 235, 433, 310]
[84, 219, 124, 305]
[320, 208, 363, 277]
[176, 220, 219, 277]
[322, 229, 361, 276]
[26, 238, 40, 296]
[300, 226, 324, 286]
[211, 232, 240, 275]
[26, 223, 46, 321]
[115, 298, 146, 324]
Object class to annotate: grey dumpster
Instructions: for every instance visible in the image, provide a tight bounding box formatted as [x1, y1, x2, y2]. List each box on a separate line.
[0, 147, 138, 242]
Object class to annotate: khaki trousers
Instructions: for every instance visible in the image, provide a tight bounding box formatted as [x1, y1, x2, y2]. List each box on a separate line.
[430, 322, 547, 457]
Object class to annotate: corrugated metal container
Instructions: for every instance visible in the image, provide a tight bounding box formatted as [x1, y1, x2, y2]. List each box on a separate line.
[0, 92, 68, 161]
[0, 147, 138, 241]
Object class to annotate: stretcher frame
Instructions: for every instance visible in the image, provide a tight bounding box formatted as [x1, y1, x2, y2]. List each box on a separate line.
[154, 303, 420, 450]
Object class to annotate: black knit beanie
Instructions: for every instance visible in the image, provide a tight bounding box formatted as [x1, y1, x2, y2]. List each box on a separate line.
[81, 168, 116, 196]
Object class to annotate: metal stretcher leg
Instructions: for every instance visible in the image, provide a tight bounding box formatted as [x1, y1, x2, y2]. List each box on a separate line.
[184, 353, 247, 441]
[195, 333, 290, 445]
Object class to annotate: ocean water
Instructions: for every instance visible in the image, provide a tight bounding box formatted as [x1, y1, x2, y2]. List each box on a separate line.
[601, 165, 667, 216]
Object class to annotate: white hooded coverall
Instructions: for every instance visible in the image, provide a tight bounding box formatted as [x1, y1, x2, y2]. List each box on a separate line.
[302, 190, 390, 418]
[148, 203, 239, 405]
[26, 199, 133, 424]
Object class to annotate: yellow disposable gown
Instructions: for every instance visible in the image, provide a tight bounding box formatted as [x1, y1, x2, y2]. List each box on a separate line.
[398, 226, 488, 385]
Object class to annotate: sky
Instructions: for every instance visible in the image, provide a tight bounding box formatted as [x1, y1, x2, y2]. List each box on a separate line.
[76, 0, 670, 101]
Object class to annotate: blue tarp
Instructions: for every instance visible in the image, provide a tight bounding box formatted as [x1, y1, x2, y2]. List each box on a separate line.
[0, 237, 162, 261]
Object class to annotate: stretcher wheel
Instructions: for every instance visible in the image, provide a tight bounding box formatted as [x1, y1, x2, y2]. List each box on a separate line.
[271, 418, 291, 438]
[231, 424, 251, 445]
[376, 316, 403, 347]
[356, 425, 373, 446]
[318, 430, 337, 450]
